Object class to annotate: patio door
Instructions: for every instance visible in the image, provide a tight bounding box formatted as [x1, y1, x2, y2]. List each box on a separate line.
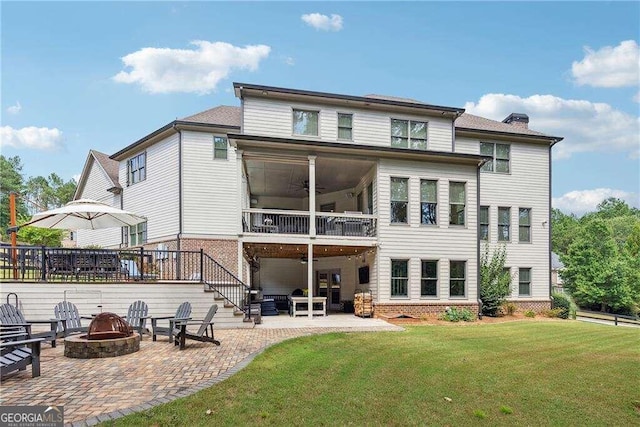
[317, 269, 341, 311]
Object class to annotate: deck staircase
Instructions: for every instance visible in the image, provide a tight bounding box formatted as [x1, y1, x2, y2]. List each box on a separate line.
[200, 252, 257, 328]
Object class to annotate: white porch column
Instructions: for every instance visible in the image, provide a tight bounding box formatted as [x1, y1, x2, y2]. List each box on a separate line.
[237, 149, 244, 281]
[307, 242, 313, 318]
[308, 155, 317, 237]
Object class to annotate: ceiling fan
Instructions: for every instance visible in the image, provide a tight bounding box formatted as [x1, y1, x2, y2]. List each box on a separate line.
[291, 180, 326, 194]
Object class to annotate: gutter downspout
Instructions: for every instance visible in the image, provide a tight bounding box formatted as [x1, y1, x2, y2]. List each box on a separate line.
[476, 162, 483, 319]
[174, 123, 183, 252]
[548, 138, 561, 300]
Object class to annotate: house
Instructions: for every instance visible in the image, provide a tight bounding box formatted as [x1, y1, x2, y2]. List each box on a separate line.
[75, 83, 562, 317]
[551, 252, 565, 293]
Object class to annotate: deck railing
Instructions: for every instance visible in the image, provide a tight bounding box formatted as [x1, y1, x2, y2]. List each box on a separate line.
[0, 245, 252, 318]
[242, 209, 377, 237]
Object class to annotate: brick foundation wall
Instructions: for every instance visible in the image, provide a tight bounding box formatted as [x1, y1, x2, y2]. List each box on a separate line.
[179, 238, 238, 276]
[507, 300, 551, 313]
[374, 302, 480, 318]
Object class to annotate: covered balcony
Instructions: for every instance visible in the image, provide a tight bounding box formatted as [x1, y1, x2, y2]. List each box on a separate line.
[239, 152, 377, 239]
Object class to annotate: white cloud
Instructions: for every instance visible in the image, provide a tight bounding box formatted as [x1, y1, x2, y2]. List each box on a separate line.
[634, 91, 640, 103]
[464, 93, 640, 159]
[113, 41, 271, 94]
[0, 126, 62, 150]
[571, 40, 640, 88]
[7, 102, 21, 115]
[301, 13, 343, 31]
[72, 174, 81, 183]
[284, 56, 295, 66]
[553, 188, 639, 216]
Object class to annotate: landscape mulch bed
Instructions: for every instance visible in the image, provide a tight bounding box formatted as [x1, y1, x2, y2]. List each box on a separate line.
[385, 313, 562, 326]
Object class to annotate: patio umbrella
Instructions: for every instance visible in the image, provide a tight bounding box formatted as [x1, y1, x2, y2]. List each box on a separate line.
[22, 199, 146, 230]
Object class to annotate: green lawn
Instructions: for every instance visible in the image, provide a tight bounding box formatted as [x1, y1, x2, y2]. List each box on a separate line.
[106, 321, 639, 426]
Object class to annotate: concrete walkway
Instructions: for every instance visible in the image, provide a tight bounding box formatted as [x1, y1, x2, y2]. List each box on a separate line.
[0, 319, 403, 426]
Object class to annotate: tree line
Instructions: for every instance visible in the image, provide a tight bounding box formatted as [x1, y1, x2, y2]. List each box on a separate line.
[553, 198, 640, 315]
[1, 155, 77, 246]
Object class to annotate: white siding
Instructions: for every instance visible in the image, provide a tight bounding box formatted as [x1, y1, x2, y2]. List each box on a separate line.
[182, 130, 239, 236]
[243, 98, 453, 151]
[76, 160, 121, 248]
[120, 134, 180, 243]
[456, 136, 550, 300]
[376, 159, 478, 303]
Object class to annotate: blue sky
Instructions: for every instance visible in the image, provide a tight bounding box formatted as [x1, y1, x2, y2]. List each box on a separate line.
[2, 1, 639, 215]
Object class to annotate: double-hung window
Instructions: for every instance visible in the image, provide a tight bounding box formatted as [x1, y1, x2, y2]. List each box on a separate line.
[420, 180, 437, 225]
[519, 268, 531, 296]
[449, 182, 466, 226]
[390, 177, 408, 223]
[293, 109, 319, 136]
[421, 260, 438, 297]
[214, 136, 228, 159]
[519, 208, 531, 242]
[391, 260, 408, 297]
[449, 261, 466, 297]
[338, 113, 353, 140]
[480, 142, 510, 173]
[498, 207, 511, 241]
[391, 119, 427, 150]
[128, 222, 147, 247]
[480, 206, 489, 241]
[127, 152, 146, 185]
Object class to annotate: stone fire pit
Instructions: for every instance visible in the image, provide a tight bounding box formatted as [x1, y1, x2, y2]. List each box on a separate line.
[64, 333, 141, 358]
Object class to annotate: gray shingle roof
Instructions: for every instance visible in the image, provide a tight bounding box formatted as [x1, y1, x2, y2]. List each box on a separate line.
[456, 113, 547, 137]
[181, 105, 241, 127]
[551, 252, 565, 270]
[180, 104, 555, 139]
[364, 94, 426, 105]
[91, 150, 120, 188]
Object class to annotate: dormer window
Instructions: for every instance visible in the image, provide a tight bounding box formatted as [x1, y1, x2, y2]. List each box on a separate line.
[391, 119, 427, 150]
[293, 109, 319, 136]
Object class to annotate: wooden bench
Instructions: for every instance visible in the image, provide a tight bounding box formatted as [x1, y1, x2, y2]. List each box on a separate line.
[1, 326, 44, 379]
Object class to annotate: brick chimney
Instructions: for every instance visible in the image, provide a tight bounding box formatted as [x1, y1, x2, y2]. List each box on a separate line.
[502, 113, 529, 129]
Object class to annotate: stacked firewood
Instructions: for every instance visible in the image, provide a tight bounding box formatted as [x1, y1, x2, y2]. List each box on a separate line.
[354, 291, 373, 317]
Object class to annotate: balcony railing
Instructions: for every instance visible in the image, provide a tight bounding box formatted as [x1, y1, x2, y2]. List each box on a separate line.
[242, 209, 377, 238]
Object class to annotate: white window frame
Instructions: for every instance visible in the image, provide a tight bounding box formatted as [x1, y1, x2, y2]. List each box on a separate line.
[213, 136, 228, 160]
[480, 142, 510, 173]
[390, 118, 428, 150]
[292, 109, 319, 136]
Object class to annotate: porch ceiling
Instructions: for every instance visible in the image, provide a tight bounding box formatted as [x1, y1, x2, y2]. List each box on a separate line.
[244, 243, 372, 260]
[245, 157, 374, 198]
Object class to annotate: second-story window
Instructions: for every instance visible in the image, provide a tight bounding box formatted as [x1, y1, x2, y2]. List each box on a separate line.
[214, 136, 228, 159]
[498, 207, 511, 241]
[449, 182, 466, 226]
[480, 206, 489, 241]
[127, 152, 146, 185]
[519, 208, 531, 242]
[481, 142, 510, 173]
[293, 109, 318, 136]
[338, 113, 353, 140]
[391, 119, 427, 150]
[390, 177, 408, 223]
[420, 179, 437, 225]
